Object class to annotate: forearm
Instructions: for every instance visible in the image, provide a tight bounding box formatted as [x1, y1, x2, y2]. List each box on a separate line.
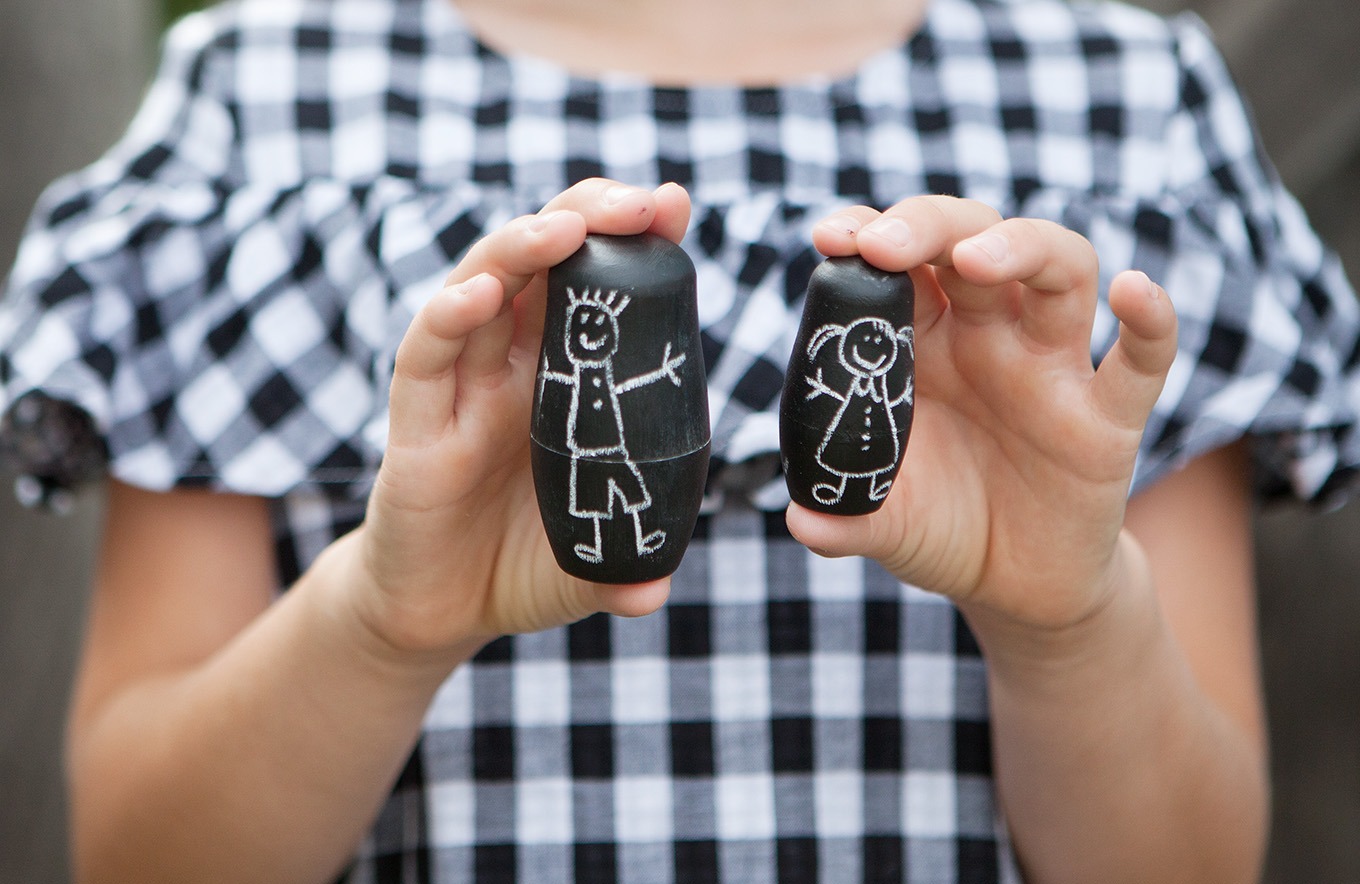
[67, 532, 479, 884]
[964, 533, 1268, 884]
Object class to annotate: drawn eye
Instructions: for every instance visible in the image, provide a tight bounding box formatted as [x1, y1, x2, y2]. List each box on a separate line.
[595, 314, 607, 326]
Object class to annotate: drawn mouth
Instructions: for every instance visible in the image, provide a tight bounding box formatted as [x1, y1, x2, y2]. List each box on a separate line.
[852, 347, 887, 370]
[578, 332, 608, 350]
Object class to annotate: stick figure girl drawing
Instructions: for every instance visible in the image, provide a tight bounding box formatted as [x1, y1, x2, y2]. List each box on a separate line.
[537, 286, 687, 564]
[801, 316, 914, 505]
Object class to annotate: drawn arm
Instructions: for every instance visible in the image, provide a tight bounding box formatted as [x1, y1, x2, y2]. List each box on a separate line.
[888, 375, 914, 408]
[887, 326, 915, 407]
[804, 367, 845, 402]
[616, 342, 687, 393]
[538, 352, 575, 386]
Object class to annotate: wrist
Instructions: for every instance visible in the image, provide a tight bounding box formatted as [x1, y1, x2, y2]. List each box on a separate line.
[956, 531, 1166, 689]
[306, 530, 489, 689]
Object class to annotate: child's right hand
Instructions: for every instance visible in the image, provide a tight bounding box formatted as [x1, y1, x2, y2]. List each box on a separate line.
[341, 179, 691, 659]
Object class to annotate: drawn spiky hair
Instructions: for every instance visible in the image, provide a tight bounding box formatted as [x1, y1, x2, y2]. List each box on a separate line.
[566, 286, 632, 317]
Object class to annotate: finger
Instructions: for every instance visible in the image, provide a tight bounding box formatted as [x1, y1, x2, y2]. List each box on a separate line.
[855, 195, 1004, 272]
[457, 297, 519, 383]
[1089, 271, 1179, 430]
[783, 501, 915, 573]
[443, 209, 588, 298]
[588, 577, 673, 619]
[505, 181, 691, 355]
[445, 212, 587, 380]
[510, 272, 550, 356]
[954, 219, 1099, 294]
[389, 273, 506, 444]
[808, 202, 968, 341]
[540, 177, 662, 235]
[647, 182, 693, 244]
[907, 265, 953, 336]
[811, 206, 884, 256]
[784, 504, 869, 557]
[445, 179, 673, 297]
[951, 218, 1100, 346]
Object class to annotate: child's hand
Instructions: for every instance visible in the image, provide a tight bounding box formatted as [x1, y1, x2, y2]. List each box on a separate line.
[345, 179, 692, 657]
[788, 196, 1178, 632]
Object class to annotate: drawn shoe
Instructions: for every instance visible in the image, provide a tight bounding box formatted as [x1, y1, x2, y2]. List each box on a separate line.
[812, 483, 844, 505]
[637, 530, 667, 555]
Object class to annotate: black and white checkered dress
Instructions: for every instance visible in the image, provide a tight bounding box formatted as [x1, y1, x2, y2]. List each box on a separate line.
[3, 0, 1358, 880]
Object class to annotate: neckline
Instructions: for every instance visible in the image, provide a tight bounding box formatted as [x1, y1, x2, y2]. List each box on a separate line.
[425, 0, 932, 93]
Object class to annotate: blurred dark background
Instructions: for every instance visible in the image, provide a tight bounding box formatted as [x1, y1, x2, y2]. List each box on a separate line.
[1, 0, 1356, 880]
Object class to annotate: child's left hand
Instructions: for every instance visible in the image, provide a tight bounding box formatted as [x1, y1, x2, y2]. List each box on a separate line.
[786, 196, 1178, 632]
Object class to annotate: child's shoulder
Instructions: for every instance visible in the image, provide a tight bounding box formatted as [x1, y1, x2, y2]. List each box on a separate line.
[161, 0, 427, 59]
[927, 0, 1226, 109]
[942, 0, 1192, 44]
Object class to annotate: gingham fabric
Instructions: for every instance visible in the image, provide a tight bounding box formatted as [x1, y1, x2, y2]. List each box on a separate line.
[2, 0, 1358, 880]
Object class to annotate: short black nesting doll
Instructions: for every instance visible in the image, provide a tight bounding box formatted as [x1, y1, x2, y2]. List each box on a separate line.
[532, 233, 711, 583]
[780, 256, 915, 515]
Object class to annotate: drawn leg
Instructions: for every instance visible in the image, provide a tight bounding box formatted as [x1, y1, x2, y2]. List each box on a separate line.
[575, 517, 604, 563]
[632, 509, 666, 555]
[868, 472, 894, 501]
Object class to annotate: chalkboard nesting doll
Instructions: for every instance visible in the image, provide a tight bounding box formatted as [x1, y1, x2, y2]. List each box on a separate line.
[780, 256, 915, 515]
[532, 233, 711, 583]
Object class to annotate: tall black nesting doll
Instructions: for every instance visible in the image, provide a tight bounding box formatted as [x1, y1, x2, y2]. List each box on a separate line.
[780, 256, 915, 515]
[532, 233, 711, 583]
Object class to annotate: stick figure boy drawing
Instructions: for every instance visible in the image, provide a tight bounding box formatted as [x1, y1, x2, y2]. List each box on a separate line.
[537, 286, 688, 564]
[801, 316, 914, 505]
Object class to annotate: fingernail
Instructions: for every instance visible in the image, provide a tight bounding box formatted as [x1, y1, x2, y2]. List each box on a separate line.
[966, 232, 1009, 264]
[525, 210, 566, 233]
[450, 273, 482, 295]
[604, 184, 642, 206]
[863, 217, 912, 248]
[819, 213, 862, 236]
[1144, 272, 1160, 299]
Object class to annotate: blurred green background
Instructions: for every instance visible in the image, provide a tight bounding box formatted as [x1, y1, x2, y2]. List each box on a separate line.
[163, 0, 212, 26]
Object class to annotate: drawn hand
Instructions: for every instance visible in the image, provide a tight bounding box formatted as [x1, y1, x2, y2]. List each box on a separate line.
[803, 367, 842, 402]
[659, 343, 686, 385]
[788, 196, 1178, 631]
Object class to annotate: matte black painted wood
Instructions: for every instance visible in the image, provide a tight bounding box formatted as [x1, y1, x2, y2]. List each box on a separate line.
[532, 233, 710, 583]
[780, 256, 914, 515]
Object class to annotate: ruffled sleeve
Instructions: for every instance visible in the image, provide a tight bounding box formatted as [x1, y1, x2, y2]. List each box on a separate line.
[0, 11, 520, 505]
[1028, 14, 1360, 506]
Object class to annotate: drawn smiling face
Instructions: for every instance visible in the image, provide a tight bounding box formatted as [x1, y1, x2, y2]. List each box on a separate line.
[840, 317, 897, 377]
[566, 303, 620, 366]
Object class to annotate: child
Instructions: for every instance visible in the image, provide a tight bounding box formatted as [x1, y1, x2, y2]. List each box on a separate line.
[2, 0, 1357, 881]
